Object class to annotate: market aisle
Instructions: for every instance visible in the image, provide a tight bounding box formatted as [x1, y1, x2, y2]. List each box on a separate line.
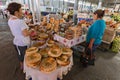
[63, 50, 120, 80]
[0, 14, 120, 80]
[0, 15, 25, 80]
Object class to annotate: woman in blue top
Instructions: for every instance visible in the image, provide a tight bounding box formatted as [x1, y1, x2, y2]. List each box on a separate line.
[81, 9, 106, 66]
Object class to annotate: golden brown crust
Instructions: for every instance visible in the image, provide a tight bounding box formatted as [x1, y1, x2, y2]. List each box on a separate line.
[26, 53, 41, 63]
[43, 16, 47, 22]
[48, 48, 62, 57]
[60, 18, 65, 24]
[47, 40, 55, 47]
[46, 23, 52, 30]
[50, 18, 55, 23]
[39, 33, 48, 39]
[54, 20, 59, 25]
[56, 55, 70, 66]
[32, 41, 46, 47]
[50, 44, 60, 49]
[39, 57, 57, 73]
[26, 61, 40, 68]
[62, 47, 73, 57]
[26, 47, 38, 56]
[39, 48, 49, 58]
[26, 53, 41, 68]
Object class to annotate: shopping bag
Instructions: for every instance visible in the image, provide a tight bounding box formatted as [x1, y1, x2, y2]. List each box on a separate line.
[80, 55, 88, 67]
[80, 48, 95, 66]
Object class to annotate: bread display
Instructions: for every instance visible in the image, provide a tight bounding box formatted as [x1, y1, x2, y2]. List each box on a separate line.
[25, 16, 76, 73]
[25, 43, 73, 72]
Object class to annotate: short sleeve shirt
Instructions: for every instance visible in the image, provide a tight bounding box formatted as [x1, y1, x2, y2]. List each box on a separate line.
[8, 17, 30, 46]
[86, 19, 106, 44]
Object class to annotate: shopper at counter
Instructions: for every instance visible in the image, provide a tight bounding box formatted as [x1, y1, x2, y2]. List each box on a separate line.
[7, 2, 31, 70]
[81, 9, 106, 66]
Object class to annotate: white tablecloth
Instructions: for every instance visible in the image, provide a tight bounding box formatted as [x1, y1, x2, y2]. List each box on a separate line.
[54, 34, 86, 48]
[24, 56, 73, 80]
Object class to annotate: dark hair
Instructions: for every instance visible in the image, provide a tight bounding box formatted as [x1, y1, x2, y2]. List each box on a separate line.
[29, 12, 32, 15]
[94, 9, 105, 18]
[7, 2, 21, 15]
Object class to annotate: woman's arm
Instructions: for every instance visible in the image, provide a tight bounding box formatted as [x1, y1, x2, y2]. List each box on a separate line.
[22, 29, 30, 37]
[20, 20, 30, 37]
[88, 38, 95, 49]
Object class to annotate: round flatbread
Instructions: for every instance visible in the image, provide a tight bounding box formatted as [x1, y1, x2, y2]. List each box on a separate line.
[48, 47, 62, 57]
[50, 18, 55, 23]
[56, 55, 70, 66]
[47, 40, 54, 47]
[40, 57, 57, 73]
[39, 48, 49, 58]
[39, 33, 48, 39]
[62, 47, 73, 57]
[26, 47, 38, 56]
[26, 53, 41, 68]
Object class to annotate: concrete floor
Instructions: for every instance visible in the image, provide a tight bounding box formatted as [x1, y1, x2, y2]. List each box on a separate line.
[0, 15, 120, 80]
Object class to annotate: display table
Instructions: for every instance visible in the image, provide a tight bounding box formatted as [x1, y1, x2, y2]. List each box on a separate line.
[24, 55, 73, 80]
[54, 34, 86, 48]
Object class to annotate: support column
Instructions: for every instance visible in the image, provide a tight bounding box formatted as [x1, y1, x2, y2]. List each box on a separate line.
[97, 0, 102, 9]
[29, 0, 36, 24]
[50, 0, 53, 7]
[88, 0, 92, 12]
[58, 0, 60, 13]
[117, 5, 120, 12]
[35, 0, 41, 23]
[73, 0, 79, 25]
[114, 0, 118, 10]
[62, 0, 65, 13]
[81, 0, 85, 12]
[28, 0, 30, 10]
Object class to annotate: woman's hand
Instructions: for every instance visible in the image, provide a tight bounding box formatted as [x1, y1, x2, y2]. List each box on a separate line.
[22, 29, 30, 37]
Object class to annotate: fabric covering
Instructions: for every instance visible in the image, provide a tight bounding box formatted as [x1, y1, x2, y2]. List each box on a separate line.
[24, 55, 73, 80]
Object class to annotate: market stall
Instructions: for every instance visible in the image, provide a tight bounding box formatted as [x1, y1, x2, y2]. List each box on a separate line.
[100, 15, 120, 51]
[23, 15, 89, 80]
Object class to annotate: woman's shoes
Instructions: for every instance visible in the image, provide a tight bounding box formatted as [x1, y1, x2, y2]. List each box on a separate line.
[80, 55, 95, 67]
